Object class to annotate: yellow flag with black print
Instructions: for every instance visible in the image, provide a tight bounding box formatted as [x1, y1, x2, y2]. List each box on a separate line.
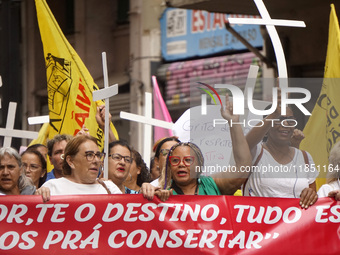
[35, 0, 118, 147]
[300, 4, 340, 189]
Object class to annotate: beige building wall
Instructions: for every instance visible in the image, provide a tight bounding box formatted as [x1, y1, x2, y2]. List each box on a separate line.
[129, 0, 164, 152]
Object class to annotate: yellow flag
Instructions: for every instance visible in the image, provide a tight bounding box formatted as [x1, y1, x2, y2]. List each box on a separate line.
[300, 4, 340, 188]
[35, 0, 119, 147]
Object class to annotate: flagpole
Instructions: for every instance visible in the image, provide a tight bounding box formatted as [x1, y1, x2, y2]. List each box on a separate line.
[102, 52, 109, 179]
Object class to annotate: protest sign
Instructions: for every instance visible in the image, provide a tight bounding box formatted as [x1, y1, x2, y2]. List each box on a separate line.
[0, 195, 339, 254]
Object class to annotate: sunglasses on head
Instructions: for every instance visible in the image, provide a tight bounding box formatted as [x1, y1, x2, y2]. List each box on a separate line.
[160, 149, 170, 156]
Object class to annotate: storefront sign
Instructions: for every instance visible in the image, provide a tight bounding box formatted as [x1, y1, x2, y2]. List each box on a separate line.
[160, 8, 263, 61]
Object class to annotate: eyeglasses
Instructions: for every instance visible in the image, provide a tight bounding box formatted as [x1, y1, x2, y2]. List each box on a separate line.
[160, 149, 170, 156]
[85, 151, 106, 161]
[109, 153, 133, 164]
[169, 156, 195, 166]
[273, 116, 297, 126]
[23, 163, 42, 171]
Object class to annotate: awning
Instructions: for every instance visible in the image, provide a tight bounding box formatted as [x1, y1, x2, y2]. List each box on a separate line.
[157, 51, 263, 107]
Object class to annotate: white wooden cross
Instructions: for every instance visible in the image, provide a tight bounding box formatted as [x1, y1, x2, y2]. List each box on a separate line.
[228, 0, 306, 88]
[92, 52, 119, 179]
[28, 115, 49, 125]
[0, 102, 39, 147]
[120, 92, 174, 168]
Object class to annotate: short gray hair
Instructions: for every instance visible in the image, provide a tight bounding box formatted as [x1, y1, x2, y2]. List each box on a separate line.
[0, 147, 33, 192]
[0, 147, 22, 167]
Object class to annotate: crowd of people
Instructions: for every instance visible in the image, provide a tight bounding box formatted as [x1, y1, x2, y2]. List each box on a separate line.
[1, 96, 340, 204]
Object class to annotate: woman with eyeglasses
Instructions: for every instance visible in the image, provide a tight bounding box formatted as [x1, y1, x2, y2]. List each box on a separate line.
[245, 92, 318, 209]
[21, 149, 47, 188]
[150, 136, 180, 187]
[37, 135, 121, 200]
[141, 95, 252, 198]
[161, 142, 220, 195]
[107, 140, 140, 194]
[123, 149, 151, 192]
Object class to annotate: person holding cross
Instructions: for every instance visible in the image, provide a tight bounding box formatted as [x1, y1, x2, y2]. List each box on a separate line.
[95, 105, 117, 143]
[75, 105, 117, 143]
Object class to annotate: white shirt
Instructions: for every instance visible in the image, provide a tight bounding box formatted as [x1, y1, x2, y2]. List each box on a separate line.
[318, 181, 340, 197]
[243, 144, 318, 198]
[42, 177, 122, 195]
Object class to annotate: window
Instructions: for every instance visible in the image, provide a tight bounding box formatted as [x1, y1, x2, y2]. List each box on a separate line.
[117, 0, 129, 25]
[47, 0, 74, 35]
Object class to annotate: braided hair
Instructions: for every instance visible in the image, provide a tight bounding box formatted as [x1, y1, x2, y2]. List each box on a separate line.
[160, 142, 204, 190]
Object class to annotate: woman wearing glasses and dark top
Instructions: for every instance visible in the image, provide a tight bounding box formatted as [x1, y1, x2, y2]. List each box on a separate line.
[107, 140, 140, 194]
[37, 135, 121, 199]
[123, 149, 151, 192]
[141, 95, 252, 199]
[21, 149, 47, 188]
[150, 136, 180, 187]
[245, 102, 318, 209]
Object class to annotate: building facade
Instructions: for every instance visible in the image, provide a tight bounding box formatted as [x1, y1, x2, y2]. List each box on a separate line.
[0, 0, 337, 153]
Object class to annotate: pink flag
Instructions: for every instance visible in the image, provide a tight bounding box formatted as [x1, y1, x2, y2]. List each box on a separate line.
[152, 76, 173, 143]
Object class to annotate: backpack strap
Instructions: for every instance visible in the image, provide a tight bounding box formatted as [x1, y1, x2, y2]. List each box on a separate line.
[301, 150, 309, 165]
[242, 145, 264, 195]
[97, 179, 111, 194]
[253, 146, 264, 167]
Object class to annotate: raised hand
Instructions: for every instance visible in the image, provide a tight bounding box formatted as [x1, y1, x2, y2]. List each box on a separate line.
[96, 105, 112, 130]
[76, 124, 90, 136]
[290, 129, 305, 148]
[220, 94, 239, 123]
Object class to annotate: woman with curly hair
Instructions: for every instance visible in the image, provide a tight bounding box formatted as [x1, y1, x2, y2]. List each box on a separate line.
[124, 149, 151, 192]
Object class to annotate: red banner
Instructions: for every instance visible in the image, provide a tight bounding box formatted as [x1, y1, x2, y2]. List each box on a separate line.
[0, 195, 339, 254]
